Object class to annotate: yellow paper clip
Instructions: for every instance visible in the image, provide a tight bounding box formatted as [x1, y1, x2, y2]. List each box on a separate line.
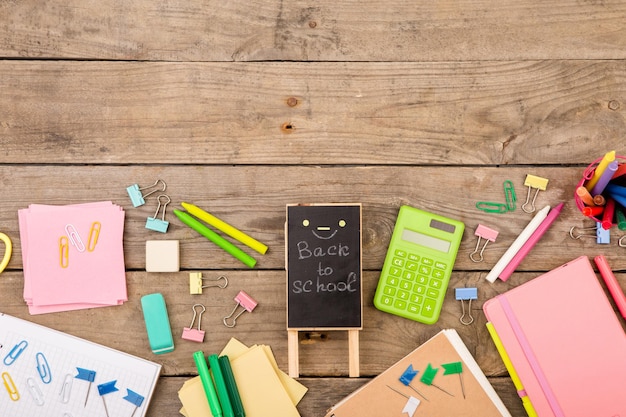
[59, 236, 69, 268]
[2, 371, 20, 401]
[522, 175, 549, 213]
[87, 222, 101, 252]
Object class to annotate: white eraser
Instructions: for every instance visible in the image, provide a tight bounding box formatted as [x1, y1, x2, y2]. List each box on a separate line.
[146, 240, 180, 272]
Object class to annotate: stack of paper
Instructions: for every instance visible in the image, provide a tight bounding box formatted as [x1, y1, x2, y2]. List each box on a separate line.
[179, 338, 308, 417]
[18, 202, 127, 314]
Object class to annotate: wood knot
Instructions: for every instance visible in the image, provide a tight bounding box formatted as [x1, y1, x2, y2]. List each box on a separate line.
[281, 122, 295, 133]
[309, 21, 317, 28]
[287, 97, 298, 107]
[608, 100, 621, 111]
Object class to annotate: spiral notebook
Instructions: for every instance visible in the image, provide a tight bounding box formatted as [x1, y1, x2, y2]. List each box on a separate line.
[324, 329, 511, 417]
[483, 256, 626, 417]
[0, 313, 161, 417]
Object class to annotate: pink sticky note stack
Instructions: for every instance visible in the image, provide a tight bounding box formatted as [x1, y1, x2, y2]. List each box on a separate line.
[18, 202, 127, 315]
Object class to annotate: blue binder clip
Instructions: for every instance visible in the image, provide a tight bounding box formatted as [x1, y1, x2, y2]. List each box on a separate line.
[126, 179, 166, 207]
[455, 287, 478, 325]
[569, 222, 610, 244]
[146, 195, 171, 233]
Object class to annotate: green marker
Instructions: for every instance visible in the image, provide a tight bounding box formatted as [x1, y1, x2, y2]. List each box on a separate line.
[218, 355, 245, 417]
[193, 351, 222, 417]
[209, 354, 234, 417]
[174, 209, 257, 268]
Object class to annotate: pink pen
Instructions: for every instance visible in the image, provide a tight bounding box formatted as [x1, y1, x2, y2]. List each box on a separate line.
[499, 202, 564, 281]
[594, 255, 626, 320]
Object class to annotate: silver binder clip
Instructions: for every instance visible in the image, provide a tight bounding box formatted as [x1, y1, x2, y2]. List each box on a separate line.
[189, 273, 228, 294]
[126, 179, 166, 208]
[145, 194, 171, 233]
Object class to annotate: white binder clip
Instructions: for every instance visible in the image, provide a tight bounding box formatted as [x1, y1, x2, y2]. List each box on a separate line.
[126, 179, 166, 208]
[469, 224, 499, 263]
[189, 273, 228, 294]
[182, 304, 206, 343]
[223, 291, 257, 328]
[145, 195, 171, 233]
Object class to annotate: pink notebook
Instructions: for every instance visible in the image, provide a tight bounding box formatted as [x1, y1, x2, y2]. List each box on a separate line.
[483, 256, 626, 417]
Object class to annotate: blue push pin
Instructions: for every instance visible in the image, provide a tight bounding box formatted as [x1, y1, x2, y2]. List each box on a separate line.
[75, 367, 96, 407]
[98, 380, 119, 417]
[127, 179, 166, 207]
[455, 287, 478, 325]
[399, 364, 429, 401]
[145, 195, 171, 233]
[123, 389, 145, 417]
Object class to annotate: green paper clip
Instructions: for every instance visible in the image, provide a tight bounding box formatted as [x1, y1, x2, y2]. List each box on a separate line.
[475, 202, 508, 213]
[504, 180, 516, 211]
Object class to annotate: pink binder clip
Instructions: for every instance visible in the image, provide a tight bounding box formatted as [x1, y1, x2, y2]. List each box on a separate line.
[182, 304, 206, 343]
[223, 291, 257, 328]
[469, 224, 499, 263]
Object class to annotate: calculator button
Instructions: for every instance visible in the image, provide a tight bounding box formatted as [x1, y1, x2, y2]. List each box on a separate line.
[392, 258, 404, 268]
[403, 270, 416, 280]
[422, 298, 437, 317]
[394, 300, 407, 310]
[408, 304, 420, 314]
[417, 275, 428, 285]
[432, 269, 444, 279]
[397, 290, 409, 300]
[386, 276, 399, 286]
[422, 257, 434, 266]
[395, 249, 407, 258]
[380, 295, 393, 306]
[389, 267, 402, 277]
[429, 279, 442, 289]
[400, 280, 412, 291]
[383, 286, 396, 296]
[410, 294, 423, 304]
[419, 265, 432, 275]
[426, 288, 439, 298]
[405, 261, 418, 271]
[435, 261, 447, 270]
[414, 284, 426, 295]
[408, 254, 419, 262]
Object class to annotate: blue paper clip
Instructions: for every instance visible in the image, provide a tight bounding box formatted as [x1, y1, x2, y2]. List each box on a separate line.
[3, 340, 28, 366]
[127, 179, 166, 207]
[145, 194, 171, 233]
[36, 352, 52, 384]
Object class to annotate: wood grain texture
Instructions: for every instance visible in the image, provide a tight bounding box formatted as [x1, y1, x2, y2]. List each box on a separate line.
[1, 1, 625, 61]
[1, 60, 624, 165]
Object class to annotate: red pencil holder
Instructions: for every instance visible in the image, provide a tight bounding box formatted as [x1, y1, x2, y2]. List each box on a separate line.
[574, 154, 626, 222]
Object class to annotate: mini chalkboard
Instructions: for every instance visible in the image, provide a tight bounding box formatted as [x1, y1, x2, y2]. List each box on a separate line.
[285, 203, 362, 378]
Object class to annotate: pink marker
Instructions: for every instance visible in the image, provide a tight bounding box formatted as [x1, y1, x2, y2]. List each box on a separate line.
[499, 202, 564, 281]
[594, 255, 626, 320]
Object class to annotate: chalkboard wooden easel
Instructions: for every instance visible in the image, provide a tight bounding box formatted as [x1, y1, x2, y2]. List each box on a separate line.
[285, 203, 362, 377]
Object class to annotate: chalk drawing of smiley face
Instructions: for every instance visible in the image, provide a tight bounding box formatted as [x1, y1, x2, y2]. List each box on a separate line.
[303, 218, 347, 240]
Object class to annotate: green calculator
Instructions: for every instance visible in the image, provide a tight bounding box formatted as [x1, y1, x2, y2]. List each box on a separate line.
[373, 205, 465, 324]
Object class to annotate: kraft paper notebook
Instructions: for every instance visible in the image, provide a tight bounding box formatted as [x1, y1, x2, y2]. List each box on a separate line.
[483, 256, 626, 417]
[324, 329, 511, 417]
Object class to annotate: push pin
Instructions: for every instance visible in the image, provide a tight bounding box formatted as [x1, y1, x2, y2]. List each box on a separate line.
[386, 385, 421, 417]
[399, 364, 429, 401]
[469, 224, 499, 262]
[223, 291, 257, 328]
[123, 389, 145, 417]
[145, 194, 171, 233]
[419, 363, 454, 397]
[442, 362, 465, 399]
[455, 288, 478, 325]
[75, 367, 96, 407]
[126, 179, 166, 208]
[521, 174, 549, 213]
[569, 222, 610, 244]
[189, 272, 228, 294]
[182, 304, 206, 343]
[97, 380, 119, 417]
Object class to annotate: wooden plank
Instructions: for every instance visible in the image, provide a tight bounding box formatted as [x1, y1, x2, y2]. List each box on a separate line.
[1, 1, 625, 61]
[0, 165, 621, 271]
[1, 61, 624, 165]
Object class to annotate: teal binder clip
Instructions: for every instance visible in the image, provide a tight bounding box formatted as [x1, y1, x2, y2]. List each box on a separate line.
[145, 195, 171, 233]
[127, 179, 166, 208]
[141, 293, 174, 354]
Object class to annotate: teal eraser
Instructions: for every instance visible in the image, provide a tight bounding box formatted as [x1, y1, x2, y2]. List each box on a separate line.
[141, 293, 175, 354]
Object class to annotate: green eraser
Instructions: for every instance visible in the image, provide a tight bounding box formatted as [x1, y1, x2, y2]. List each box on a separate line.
[141, 293, 174, 354]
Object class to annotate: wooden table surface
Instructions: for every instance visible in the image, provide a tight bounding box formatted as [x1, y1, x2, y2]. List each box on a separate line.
[1, 1, 626, 416]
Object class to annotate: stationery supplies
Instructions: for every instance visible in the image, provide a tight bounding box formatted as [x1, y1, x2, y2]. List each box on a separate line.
[373, 205, 464, 324]
[98, 380, 119, 417]
[208, 354, 234, 417]
[585, 150, 615, 191]
[594, 255, 626, 320]
[126, 179, 166, 208]
[193, 351, 222, 417]
[455, 287, 478, 325]
[419, 363, 454, 396]
[399, 365, 428, 401]
[141, 293, 175, 354]
[145, 194, 171, 233]
[182, 304, 207, 343]
[483, 256, 626, 417]
[0, 313, 160, 417]
[217, 356, 245, 417]
[484, 205, 550, 283]
[498, 202, 564, 282]
[18, 202, 127, 314]
[387, 385, 421, 417]
[189, 273, 228, 294]
[146, 240, 180, 272]
[469, 224, 499, 262]
[173, 210, 257, 268]
[181, 202, 268, 255]
[323, 329, 511, 417]
[0, 232, 12, 273]
[223, 291, 257, 328]
[123, 389, 145, 417]
[476, 180, 517, 214]
[521, 175, 549, 213]
[568, 222, 610, 244]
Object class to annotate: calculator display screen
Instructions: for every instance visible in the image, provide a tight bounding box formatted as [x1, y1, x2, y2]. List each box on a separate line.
[401, 229, 451, 253]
